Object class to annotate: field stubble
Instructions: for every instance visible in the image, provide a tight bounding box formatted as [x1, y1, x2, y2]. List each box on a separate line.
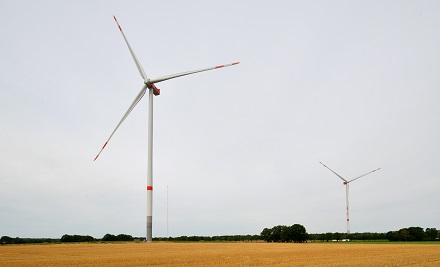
[1, 242, 440, 266]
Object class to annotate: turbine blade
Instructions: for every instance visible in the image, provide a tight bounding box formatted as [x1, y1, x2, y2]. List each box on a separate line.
[149, 62, 240, 84]
[319, 161, 347, 182]
[113, 16, 149, 82]
[348, 168, 381, 183]
[94, 85, 148, 161]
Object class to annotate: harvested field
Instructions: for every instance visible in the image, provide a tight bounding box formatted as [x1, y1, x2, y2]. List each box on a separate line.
[1, 242, 440, 266]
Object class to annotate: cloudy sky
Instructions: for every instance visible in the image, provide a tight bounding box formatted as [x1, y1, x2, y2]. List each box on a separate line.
[1, 0, 439, 239]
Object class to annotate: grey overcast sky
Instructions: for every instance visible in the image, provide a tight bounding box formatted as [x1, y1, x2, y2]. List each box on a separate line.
[1, 0, 439, 239]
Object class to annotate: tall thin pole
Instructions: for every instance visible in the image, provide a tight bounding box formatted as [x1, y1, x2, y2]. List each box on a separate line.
[146, 88, 153, 242]
[167, 185, 169, 238]
[345, 183, 350, 235]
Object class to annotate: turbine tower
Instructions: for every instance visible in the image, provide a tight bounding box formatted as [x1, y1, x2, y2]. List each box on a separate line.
[94, 16, 239, 242]
[319, 162, 380, 236]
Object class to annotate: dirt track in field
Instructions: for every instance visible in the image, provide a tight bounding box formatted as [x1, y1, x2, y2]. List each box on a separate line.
[1, 242, 440, 266]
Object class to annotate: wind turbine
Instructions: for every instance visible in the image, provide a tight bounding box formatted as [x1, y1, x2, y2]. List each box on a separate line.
[94, 16, 239, 242]
[319, 162, 380, 236]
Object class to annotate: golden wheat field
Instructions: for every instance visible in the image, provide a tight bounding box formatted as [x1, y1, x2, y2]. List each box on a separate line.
[1, 242, 440, 267]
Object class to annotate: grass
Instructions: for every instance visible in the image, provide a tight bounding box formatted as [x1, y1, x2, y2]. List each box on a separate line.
[1, 242, 440, 266]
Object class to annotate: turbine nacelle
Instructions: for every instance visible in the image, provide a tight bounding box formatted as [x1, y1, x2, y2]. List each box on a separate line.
[146, 82, 160, 96]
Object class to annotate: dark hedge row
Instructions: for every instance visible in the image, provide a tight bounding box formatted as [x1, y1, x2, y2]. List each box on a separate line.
[2, 227, 438, 244]
[386, 227, 438, 241]
[0, 236, 59, 244]
[153, 235, 261, 242]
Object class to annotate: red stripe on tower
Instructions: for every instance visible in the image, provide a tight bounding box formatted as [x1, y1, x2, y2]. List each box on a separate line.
[147, 186, 153, 191]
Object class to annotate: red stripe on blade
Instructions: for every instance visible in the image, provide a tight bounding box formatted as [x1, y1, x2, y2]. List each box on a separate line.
[215, 65, 224, 69]
[232, 62, 239, 65]
[102, 142, 108, 149]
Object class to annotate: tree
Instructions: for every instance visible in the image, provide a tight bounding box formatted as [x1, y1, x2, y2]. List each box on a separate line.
[102, 234, 117, 241]
[425, 228, 438, 241]
[333, 232, 342, 241]
[1, 236, 14, 244]
[260, 224, 308, 243]
[387, 227, 430, 241]
[270, 225, 284, 242]
[289, 224, 308, 243]
[323, 232, 333, 242]
[280, 226, 292, 242]
[116, 234, 133, 241]
[61, 234, 95, 242]
[407, 227, 424, 241]
[386, 231, 399, 241]
[260, 228, 272, 242]
[0, 236, 26, 244]
[398, 228, 409, 241]
[60, 234, 72, 242]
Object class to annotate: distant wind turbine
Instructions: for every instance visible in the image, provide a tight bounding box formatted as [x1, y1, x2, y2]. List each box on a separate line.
[319, 162, 380, 236]
[94, 16, 239, 242]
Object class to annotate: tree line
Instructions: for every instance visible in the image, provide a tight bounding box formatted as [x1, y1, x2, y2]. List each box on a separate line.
[386, 227, 438, 241]
[0, 236, 58, 244]
[307, 227, 439, 242]
[1, 226, 438, 244]
[60, 233, 135, 242]
[308, 232, 387, 242]
[0, 234, 260, 244]
[0, 233, 134, 244]
[153, 235, 261, 242]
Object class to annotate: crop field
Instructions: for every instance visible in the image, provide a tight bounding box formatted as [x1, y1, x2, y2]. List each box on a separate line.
[1, 242, 440, 266]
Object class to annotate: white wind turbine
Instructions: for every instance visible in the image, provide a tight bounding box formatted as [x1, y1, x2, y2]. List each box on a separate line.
[94, 16, 239, 242]
[319, 162, 380, 236]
